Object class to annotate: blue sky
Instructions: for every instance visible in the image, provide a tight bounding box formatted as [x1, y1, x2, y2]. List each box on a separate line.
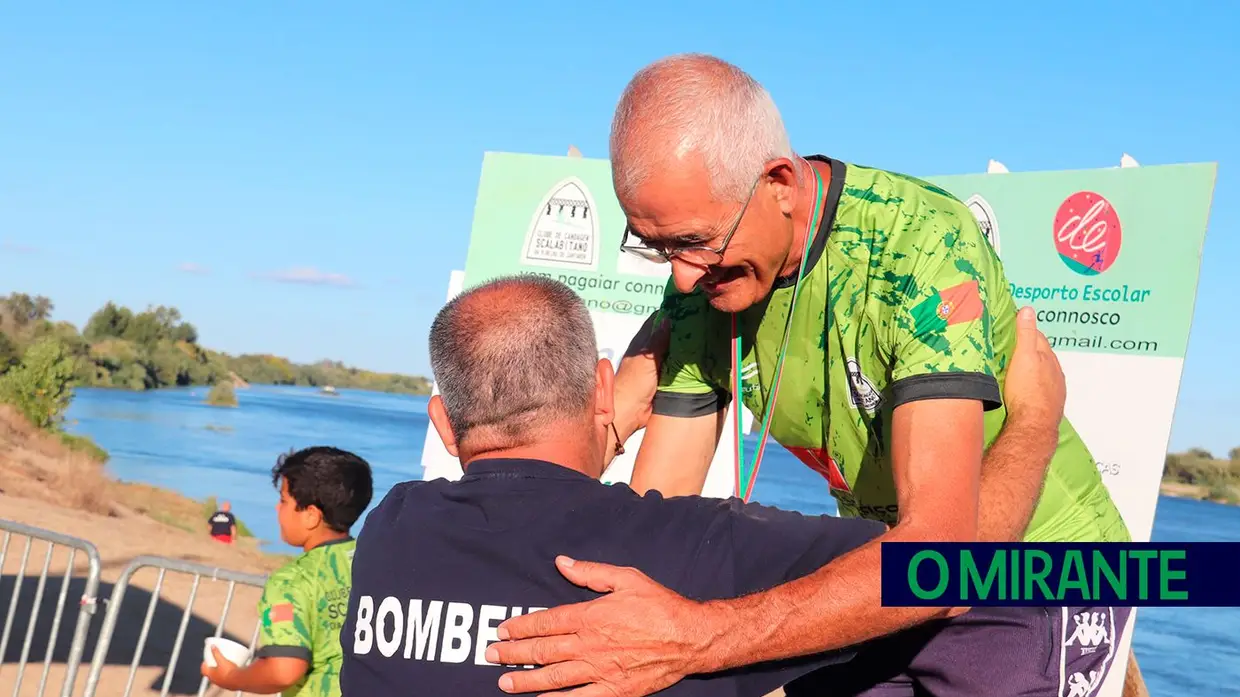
[1, 2, 1236, 453]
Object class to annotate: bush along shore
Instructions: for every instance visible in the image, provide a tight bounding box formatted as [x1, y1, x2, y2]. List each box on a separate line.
[1162, 448, 1240, 505]
[0, 292, 432, 396]
[206, 381, 238, 407]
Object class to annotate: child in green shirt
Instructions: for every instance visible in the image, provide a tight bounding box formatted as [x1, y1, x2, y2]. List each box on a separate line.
[201, 446, 373, 697]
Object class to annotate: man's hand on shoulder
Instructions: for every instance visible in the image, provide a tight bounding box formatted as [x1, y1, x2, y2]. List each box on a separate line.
[488, 556, 713, 697]
[1003, 307, 1066, 435]
[966, 306, 1068, 543]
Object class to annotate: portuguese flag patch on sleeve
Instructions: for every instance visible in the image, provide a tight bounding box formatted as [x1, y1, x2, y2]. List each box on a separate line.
[911, 280, 984, 334]
[267, 603, 294, 624]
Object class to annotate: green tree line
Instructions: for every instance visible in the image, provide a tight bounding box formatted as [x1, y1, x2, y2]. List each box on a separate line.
[0, 292, 432, 431]
[1163, 447, 1240, 503]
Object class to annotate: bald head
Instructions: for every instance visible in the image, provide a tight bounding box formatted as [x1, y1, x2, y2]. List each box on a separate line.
[428, 276, 598, 448]
[610, 53, 794, 204]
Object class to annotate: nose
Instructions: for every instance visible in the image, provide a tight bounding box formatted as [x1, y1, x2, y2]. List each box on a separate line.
[670, 259, 707, 294]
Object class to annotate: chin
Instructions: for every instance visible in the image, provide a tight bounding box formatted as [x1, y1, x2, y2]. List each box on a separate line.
[706, 288, 758, 313]
[704, 278, 767, 313]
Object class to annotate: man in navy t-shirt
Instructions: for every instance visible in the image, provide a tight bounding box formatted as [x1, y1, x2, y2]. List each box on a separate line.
[207, 501, 237, 544]
[340, 276, 886, 697]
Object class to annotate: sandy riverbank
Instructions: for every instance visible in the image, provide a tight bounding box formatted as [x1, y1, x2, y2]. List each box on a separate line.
[1, 406, 285, 696]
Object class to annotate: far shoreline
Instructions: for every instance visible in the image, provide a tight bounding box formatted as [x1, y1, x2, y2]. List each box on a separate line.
[74, 382, 433, 399]
[1159, 480, 1239, 507]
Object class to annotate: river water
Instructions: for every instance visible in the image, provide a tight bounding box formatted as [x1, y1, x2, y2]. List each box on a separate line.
[63, 385, 1240, 695]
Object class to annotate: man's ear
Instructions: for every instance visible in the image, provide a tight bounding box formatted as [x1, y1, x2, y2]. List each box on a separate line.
[428, 395, 460, 457]
[595, 358, 616, 426]
[765, 156, 800, 216]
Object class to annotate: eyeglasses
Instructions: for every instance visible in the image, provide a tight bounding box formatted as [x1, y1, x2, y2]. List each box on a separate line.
[619, 175, 761, 267]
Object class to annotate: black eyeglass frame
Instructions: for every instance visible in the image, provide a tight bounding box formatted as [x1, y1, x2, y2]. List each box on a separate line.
[618, 175, 762, 266]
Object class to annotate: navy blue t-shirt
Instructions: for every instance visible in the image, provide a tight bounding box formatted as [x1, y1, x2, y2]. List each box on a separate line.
[208, 510, 235, 537]
[340, 458, 885, 697]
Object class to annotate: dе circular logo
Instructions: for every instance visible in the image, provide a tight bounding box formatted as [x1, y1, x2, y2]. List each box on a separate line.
[1053, 191, 1122, 276]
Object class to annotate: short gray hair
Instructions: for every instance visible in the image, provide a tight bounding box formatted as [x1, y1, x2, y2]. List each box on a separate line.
[428, 275, 598, 444]
[610, 53, 794, 203]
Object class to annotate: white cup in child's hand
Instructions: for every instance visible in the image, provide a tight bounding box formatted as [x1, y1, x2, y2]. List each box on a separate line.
[203, 637, 251, 668]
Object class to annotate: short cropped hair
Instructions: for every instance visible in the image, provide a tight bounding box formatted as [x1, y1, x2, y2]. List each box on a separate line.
[271, 446, 374, 532]
[428, 275, 598, 445]
[611, 53, 794, 203]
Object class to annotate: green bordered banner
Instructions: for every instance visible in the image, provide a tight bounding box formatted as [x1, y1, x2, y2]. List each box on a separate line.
[448, 152, 1217, 538]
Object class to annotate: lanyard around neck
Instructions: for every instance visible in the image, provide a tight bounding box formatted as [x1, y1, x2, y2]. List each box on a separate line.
[730, 166, 824, 501]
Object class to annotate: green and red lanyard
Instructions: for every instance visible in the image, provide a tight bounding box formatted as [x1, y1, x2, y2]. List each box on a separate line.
[730, 166, 825, 501]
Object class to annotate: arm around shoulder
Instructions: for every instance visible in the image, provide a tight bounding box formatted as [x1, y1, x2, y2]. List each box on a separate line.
[624, 290, 731, 497]
[629, 409, 725, 496]
[975, 307, 1067, 541]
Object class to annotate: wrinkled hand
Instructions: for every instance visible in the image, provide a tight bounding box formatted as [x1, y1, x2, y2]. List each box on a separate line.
[613, 312, 671, 436]
[200, 647, 238, 687]
[487, 556, 710, 697]
[1003, 307, 1066, 428]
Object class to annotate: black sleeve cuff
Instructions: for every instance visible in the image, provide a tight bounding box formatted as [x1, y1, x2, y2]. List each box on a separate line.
[255, 645, 312, 661]
[889, 372, 1002, 411]
[652, 389, 730, 418]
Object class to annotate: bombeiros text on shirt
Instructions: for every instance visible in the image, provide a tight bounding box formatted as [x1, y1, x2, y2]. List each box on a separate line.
[351, 595, 545, 668]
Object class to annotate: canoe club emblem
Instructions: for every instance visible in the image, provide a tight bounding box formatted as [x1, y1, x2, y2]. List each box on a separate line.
[964, 194, 1000, 257]
[845, 358, 881, 412]
[521, 177, 600, 271]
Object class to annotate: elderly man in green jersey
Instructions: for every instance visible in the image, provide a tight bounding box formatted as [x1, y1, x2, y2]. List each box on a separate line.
[488, 54, 1139, 697]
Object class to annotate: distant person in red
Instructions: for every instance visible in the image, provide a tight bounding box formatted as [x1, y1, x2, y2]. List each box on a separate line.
[208, 501, 238, 544]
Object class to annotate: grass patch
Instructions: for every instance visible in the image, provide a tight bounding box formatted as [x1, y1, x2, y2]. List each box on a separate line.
[206, 381, 238, 407]
[146, 509, 198, 534]
[56, 431, 110, 462]
[1206, 481, 1240, 505]
[54, 451, 117, 517]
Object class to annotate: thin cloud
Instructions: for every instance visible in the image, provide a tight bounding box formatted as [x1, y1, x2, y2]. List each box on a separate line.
[254, 266, 357, 288]
[178, 262, 210, 274]
[2, 240, 38, 254]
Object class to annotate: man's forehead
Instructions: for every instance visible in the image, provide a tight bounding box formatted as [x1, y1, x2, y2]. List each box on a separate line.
[626, 214, 721, 243]
[622, 171, 728, 241]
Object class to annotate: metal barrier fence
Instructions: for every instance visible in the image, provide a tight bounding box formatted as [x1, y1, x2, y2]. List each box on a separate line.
[0, 519, 102, 697]
[81, 556, 267, 697]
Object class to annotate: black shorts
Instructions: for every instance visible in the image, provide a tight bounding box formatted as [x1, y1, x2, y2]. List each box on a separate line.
[785, 606, 1132, 697]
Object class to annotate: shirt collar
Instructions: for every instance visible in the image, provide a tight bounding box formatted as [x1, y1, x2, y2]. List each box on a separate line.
[461, 457, 597, 483]
[772, 154, 847, 289]
[307, 536, 354, 552]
